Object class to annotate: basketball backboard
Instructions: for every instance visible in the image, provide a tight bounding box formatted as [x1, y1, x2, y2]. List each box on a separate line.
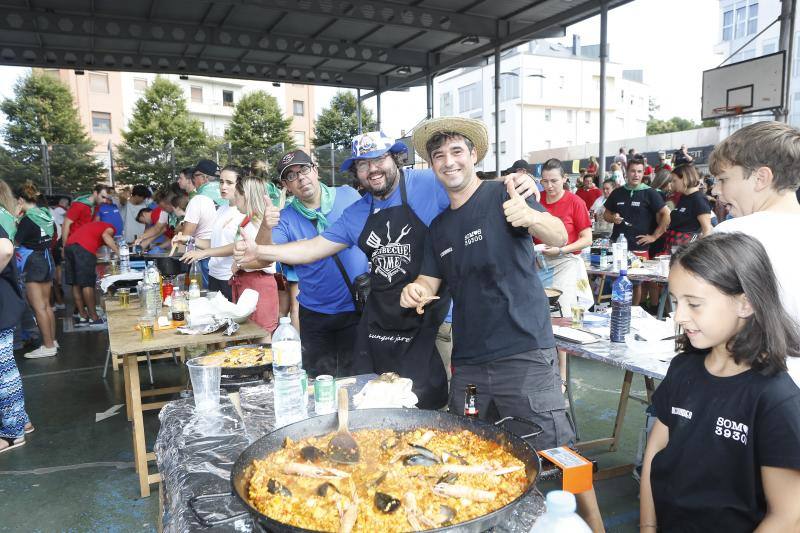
[701, 51, 785, 120]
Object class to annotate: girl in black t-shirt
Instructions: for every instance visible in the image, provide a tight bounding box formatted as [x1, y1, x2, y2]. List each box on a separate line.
[640, 233, 800, 532]
[663, 164, 712, 253]
[14, 181, 57, 359]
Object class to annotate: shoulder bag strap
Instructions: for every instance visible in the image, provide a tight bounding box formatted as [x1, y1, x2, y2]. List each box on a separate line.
[312, 218, 358, 308]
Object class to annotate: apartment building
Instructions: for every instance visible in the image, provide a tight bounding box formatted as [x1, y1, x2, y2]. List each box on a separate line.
[435, 36, 651, 171]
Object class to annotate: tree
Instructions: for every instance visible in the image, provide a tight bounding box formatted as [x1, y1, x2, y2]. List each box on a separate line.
[224, 90, 294, 165]
[0, 73, 104, 193]
[116, 76, 209, 187]
[646, 116, 715, 136]
[312, 91, 377, 149]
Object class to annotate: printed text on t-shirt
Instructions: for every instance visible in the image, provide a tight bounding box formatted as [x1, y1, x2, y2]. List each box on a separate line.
[715, 416, 748, 445]
[464, 229, 483, 247]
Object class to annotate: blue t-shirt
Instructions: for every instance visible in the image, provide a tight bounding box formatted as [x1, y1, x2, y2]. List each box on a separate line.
[96, 203, 124, 236]
[273, 186, 368, 314]
[322, 168, 450, 248]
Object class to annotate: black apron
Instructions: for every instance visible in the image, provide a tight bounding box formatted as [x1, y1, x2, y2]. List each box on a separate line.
[353, 173, 449, 409]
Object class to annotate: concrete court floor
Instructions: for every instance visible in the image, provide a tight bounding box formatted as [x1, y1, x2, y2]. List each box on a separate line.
[0, 317, 651, 532]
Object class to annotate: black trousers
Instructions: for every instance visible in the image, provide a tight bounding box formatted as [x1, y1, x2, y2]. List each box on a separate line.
[299, 305, 360, 378]
[208, 276, 233, 301]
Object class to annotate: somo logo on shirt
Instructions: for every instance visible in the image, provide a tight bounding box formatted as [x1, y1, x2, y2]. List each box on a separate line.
[715, 416, 749, 445]
[464, 228, 483, 247]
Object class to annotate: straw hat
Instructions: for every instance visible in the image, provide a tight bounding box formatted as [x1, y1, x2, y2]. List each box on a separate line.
[412, 116, 489, 163]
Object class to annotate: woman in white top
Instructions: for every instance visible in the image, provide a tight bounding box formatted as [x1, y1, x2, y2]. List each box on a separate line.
[176, 166, 244, 301]
[229, 175, 281, 332]
[591, 178, 616, 237]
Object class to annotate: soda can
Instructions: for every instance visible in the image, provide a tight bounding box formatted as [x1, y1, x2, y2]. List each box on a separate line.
[314, 375, 336, 415]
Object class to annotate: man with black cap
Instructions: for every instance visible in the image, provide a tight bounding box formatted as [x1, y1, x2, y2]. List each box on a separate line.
[181, 159, 226, 287]
[235, 131, 539, 409]
[259, 149, 368, 377]
[399, 117, 603, 531]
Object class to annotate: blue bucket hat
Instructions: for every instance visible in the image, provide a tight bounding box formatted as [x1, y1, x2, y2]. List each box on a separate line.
[339, 131, 408, 171]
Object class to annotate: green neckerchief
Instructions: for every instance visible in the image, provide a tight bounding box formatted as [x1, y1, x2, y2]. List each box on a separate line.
[623, 183, 651, 197]
[24, 207, 55, 237]
[266, 181, 282, 207]
[167, 211, 179, 228]
[196, 181, 228, 207]
[0, 206, 17, 241]
[289, 183, 337, 233]
[74, 194, 94, 207]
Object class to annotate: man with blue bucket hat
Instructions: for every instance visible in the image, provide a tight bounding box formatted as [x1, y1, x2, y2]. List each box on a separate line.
[235, 128, 539, 409]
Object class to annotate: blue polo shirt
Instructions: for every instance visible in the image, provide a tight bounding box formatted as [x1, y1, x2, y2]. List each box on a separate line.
[96, 203, 123, 235]
[322, 168, 450, 247]
[272, 186, 368, 314]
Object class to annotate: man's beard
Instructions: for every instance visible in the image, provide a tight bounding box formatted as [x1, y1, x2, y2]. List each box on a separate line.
[368, 164, 399, 198]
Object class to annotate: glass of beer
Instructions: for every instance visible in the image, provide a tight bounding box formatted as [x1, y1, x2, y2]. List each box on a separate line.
[118, 288, 130, 308]
[571, 305, 585, 328]
[138, 316, 155, 341]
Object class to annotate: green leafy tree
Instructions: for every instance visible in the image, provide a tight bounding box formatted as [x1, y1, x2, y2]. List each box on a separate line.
[0, 73, 104, 193]
[117, 76, 209, 187]
[646, 116, 716, 136]
[312, 91, 377, 149]
[224, 91, 294, 165]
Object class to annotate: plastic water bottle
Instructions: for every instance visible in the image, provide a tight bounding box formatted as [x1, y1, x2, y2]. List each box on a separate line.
[118, 240, 130, 273]
[613, 233, 628, 271]
[610, 269, 633, 343]
[272, 317, 307, 427]
[599, 248, 609, 269]
[529, 491, 592, 533]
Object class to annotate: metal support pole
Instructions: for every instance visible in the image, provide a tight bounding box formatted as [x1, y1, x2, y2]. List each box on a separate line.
[494, 46, 501, 177]
[426, 74, 434, 119]
[376, 91, 382, 132]
[107, 139, 115, 188]
[356, 89, 363, 134]
[777, 0, 797, 122]
[599, 2, 608, 178]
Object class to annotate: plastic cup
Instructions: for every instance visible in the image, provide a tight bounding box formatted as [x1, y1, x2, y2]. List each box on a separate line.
[571, 305, 585, 328]
[118, 288, 130, 308]
[186, 358, 222, 412]
[658, 255, 671, 277]
[138, 316, 155, 341]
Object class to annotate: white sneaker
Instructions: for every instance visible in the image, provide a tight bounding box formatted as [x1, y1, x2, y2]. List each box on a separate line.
[53, 340, 60, 348]
[24, 345, 58, 359]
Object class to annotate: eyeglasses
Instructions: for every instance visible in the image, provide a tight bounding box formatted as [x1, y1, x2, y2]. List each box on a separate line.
[354, 153, 390, 172]
[283, 165, 312, 182]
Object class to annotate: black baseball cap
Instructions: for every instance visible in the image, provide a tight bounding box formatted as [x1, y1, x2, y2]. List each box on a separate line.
[193, 159, 220, 177]
[505, 159, 535, 174]
[276, 150, 314, 179]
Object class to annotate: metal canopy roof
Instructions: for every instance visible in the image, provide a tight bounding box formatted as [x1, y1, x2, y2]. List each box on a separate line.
[0, 0, 631, 91]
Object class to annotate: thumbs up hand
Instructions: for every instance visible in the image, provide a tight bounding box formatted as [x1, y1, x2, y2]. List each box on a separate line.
[506, 171, 540, 202]
[503, 175, 538, 229]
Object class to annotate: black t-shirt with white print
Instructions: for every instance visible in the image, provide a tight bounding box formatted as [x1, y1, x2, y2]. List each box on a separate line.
[420, 180, 554, 365]
[651, 352, 800, 532]
[604, 187, 666, 251]
[668, 191, 711, 234]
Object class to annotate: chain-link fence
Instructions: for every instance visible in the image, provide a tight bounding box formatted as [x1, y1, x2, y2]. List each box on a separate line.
[0, 138, 423, 198]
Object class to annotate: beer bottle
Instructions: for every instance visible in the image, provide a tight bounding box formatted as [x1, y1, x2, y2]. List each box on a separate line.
[464, 384, 478, 418]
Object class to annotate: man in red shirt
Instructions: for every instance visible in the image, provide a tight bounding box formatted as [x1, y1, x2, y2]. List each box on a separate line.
[62, 185, 109, 246]
[575, 174, 603, 211]
[65, 221, 118, 326]
[654, 150, 673, 173]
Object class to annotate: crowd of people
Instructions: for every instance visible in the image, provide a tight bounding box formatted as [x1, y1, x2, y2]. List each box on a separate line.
[1, 116, 799, 531]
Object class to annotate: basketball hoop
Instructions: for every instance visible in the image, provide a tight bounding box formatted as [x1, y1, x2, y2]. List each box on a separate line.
[712, 105, 745, 116]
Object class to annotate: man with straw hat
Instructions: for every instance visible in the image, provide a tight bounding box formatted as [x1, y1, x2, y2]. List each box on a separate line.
[400, 117, 604, 530]
[234, 130, 539, 409]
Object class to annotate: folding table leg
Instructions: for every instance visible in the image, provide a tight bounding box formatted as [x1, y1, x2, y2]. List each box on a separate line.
[125, 353, 151, 497]
[565, 353, 580, 441]
[146, 351, 154, 385]
[103, 347, 112, 379]
[609, 370, 634, 452]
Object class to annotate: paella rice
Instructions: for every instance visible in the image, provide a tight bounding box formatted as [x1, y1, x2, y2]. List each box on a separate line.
[199, 346, 272, 368]
[246, 427, 529, 532]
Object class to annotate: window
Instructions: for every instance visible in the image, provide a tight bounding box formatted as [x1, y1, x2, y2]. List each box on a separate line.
[222, 90, 234, 107]
[458, 83, 481, 112]
[491, 143, 496, 155]
[490, 70, 520, 103]
[469, 111, 482, 119]
[133, 78, 148, 92]
[89, 72, 109, 93]
[566, 110, 573, 123]
[500, 110, 506, 123]
[500, 141, 506, 154]
[294, 131, 306, 146]
[92, 111, 112, 134]
[763, 39, 777, 55]
[584, 110, 591, 123]
[544, 108, 552, 121]
[191, 86, 203, 103]
[748, 3, 758, 35]
[440, 92, 453, 115]
[545, 140, 551, 149]
[734, 6, 746, 39]
[722, 10, 733, 41]
[293, 100, 305, 116]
